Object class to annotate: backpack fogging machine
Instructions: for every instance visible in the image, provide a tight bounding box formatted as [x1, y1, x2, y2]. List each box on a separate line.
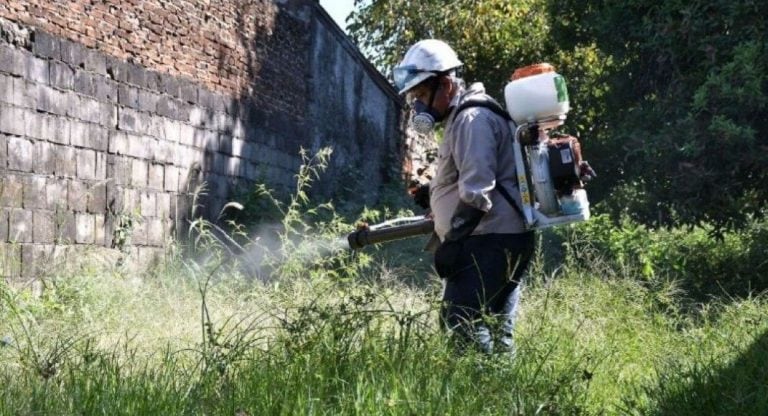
[345, 63, 594, 250]
[505, 63, 594, 229]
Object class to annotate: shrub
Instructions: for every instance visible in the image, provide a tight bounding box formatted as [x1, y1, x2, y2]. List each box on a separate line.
[554, 213, 768, 300]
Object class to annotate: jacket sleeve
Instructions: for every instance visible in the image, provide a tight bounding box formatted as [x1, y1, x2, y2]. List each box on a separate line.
[450, 109, 500, 212]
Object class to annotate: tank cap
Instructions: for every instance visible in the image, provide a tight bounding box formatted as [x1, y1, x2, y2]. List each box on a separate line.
[511, 63, 555, 80]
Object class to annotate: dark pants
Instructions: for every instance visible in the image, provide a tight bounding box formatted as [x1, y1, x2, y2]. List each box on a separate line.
[438, 232, 535, 352]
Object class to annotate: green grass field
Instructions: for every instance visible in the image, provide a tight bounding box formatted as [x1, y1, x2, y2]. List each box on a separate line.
[1, 235, 767, 415]
[3, 153, 767, 415]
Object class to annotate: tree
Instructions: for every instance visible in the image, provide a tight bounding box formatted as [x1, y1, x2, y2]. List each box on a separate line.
[348, 0, 551, 97]
[349, 0, 768, 230]
[347, 0, 614, 222]
[346, 0, 612, 186]
[550, 0, 768, 229]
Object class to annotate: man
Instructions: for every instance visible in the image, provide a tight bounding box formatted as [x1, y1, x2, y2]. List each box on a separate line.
[394, 39, 535, 354]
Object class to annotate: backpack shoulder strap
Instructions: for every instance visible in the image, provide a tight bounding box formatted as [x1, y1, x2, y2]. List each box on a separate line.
[496, 182, 525, 219]
[455, 98, 512, 121]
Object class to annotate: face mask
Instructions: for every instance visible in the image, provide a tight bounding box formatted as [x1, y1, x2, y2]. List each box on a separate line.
[410, 82, 445, 135]
[411, 101, 445, 135]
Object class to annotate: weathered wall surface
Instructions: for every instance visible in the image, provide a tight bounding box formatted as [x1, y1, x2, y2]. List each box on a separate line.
[308, 10, 401, 206]
[0, 0, 402, 279]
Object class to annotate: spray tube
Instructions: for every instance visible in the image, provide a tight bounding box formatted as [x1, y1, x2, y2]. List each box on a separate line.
[345, 216, 434, 250]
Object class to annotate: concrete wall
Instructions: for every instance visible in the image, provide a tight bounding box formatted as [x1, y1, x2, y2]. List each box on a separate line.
[308, 8, 401, 206]
[0, 1, 403, 279]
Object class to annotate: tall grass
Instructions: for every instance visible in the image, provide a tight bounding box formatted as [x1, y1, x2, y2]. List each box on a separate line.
[1, 149, 767, 415]
[0, 249, 768, 415]
[3, 252, 767, 415]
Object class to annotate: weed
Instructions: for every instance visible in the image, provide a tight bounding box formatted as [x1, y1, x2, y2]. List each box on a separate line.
[1, 148, 768, 415]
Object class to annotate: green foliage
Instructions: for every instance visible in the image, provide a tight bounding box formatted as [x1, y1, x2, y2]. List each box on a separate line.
[109, 210, 142, 254]
[622, 299, 768, 416]
[549, 0, 768, 228]
[348, 0, 553, 96]
[188, 147, 370, 282]
[4, 148, 768, 414]
[350, 0, 768, 230]
[4, 243, 768, 414]
[556, 213, 768, 300]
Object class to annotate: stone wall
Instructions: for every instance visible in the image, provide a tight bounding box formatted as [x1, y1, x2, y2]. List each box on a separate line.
[0, 0, 403, 279]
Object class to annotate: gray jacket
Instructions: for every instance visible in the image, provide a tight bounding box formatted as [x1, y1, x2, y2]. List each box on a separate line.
[430, 83, 527, 240]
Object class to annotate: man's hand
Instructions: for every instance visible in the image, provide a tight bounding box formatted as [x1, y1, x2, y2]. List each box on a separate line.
[408, 183, 431, 210]
[443, 202, 485, 242]
[579, 161, 597, 182]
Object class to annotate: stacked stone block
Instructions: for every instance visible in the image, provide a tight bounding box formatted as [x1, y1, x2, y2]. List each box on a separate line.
[0, 1, 403, 279]
[0, 23, 305, 279]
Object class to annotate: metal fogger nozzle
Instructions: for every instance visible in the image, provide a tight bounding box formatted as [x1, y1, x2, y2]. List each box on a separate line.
[345, 217, 434, 250]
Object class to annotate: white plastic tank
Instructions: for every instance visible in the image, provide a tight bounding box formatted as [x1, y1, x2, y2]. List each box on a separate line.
[504, 63, 570, 124]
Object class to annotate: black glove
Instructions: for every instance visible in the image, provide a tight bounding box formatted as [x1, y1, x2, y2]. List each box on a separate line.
[434, 201, 485, 279]
[409, 183, 431, 210]
[443, 201, 485, 242]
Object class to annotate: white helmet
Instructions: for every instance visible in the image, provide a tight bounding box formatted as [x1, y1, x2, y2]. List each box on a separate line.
[393, 39, 462, 95]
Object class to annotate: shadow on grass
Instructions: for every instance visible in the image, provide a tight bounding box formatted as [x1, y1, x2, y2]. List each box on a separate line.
[646, 329, 768, 416]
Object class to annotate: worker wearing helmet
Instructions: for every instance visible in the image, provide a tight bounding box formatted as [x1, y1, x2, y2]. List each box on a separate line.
[394, 39, 535, 354]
